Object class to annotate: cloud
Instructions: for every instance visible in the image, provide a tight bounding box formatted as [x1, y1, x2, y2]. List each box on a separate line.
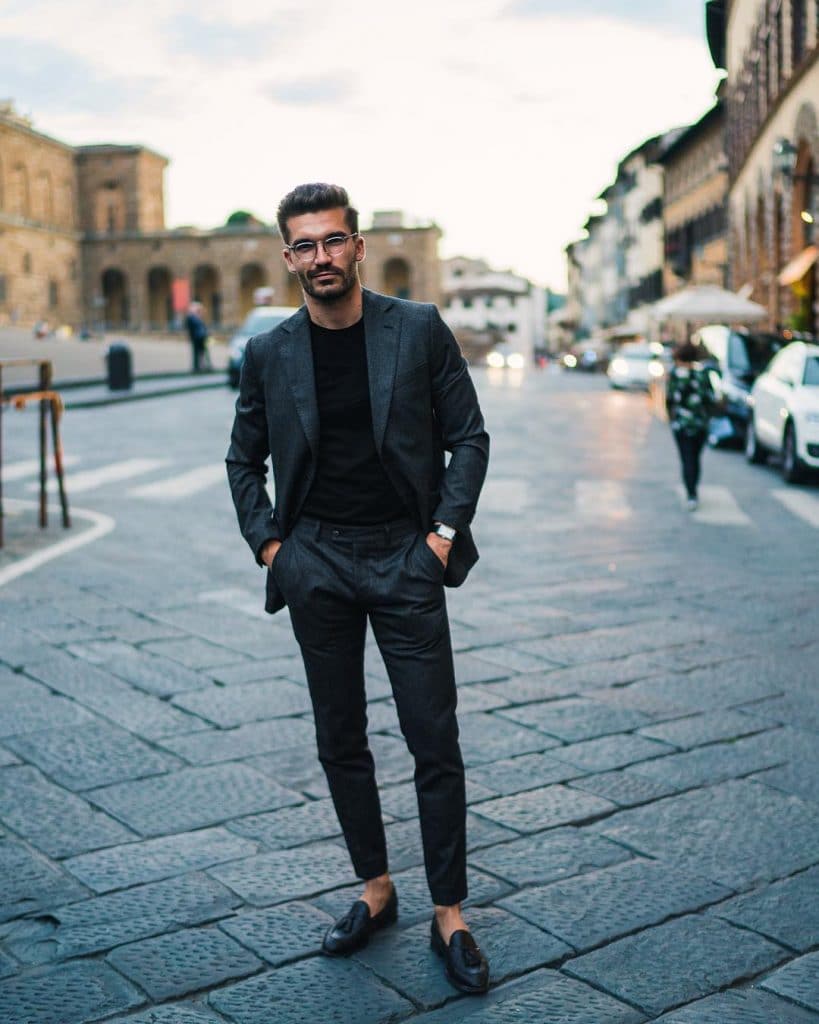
[503, 0, 703, 37]
[164, 12, 303, 62]
[266, 74, 357, 106]
[0, 37, 171, 116]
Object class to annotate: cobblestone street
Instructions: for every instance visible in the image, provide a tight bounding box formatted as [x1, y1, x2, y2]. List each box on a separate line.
[0, 368, 818, 1023]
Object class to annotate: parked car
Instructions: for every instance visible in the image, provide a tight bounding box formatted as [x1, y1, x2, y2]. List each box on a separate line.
[745, 341, 819, 482]
[606, 343, 665, 390]
[693, 325, 785, 446]
[227, 305, 297, 388]
[486, 343, 525, 369]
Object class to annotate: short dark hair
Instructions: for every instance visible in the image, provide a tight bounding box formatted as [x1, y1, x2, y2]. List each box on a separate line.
[276, 183, 359, 242]
[674, 340, 701, 363]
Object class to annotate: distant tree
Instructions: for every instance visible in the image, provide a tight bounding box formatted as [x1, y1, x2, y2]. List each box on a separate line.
[226, 210, 264, 227]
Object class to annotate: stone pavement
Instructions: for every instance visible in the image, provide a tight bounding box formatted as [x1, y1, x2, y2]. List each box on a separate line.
[0, 372, 818, 1023]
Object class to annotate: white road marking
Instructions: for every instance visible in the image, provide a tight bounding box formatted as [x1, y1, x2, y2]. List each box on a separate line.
[0, 499, 115, 587]
[3, 455, 80, 481]
[26, 458, 167, 494]
[676, 485, 753, 526]
[129, 464, 226, 500]
[576, 480, 632, 521]
[772, 488, 819, 528]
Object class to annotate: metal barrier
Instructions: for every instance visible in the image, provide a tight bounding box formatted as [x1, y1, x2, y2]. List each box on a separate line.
[0, 358, 70, 548]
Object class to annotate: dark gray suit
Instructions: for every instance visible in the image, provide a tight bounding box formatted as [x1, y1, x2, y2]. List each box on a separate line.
[226, 288, 489, 904]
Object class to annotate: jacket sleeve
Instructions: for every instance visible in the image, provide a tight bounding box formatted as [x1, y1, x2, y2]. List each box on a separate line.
[428, 306, 490, 531]
[225, 339, 279, 565]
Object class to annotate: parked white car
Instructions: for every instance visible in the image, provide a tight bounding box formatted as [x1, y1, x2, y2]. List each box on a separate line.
[606, 343, 666, 390]
[745, 341, 819, 482]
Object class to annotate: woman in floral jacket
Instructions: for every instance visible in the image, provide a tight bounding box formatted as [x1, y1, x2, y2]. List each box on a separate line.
[665, 340, 717, 510]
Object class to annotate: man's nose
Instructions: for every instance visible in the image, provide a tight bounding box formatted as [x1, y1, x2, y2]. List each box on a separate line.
[314, 242, 333, 264]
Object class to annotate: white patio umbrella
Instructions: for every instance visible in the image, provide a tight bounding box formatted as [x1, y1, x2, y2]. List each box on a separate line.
[650, 285, 768, 323]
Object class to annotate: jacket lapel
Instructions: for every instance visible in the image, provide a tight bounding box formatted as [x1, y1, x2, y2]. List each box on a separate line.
[281, 306, 319, 456]
[363, 289, 401, 455]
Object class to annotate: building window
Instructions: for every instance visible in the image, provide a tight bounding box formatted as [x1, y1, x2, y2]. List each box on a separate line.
[485, 296, 493, 307]
[23, 252, 32, 274]
[48, 280, 59, 309]
[792, 0, 806, 67]
[507, 323, 517, 332]
[107, 204, 117, 233]
[463, 297, 473, 308]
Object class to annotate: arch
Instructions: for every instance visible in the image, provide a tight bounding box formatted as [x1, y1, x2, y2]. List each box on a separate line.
[790, 138, 816, 331]
[285, 273, 303, 307]
[793, 102, 819, 166]
[383, 257, 412, 299]
[147, 266, 173, 329]
[239, 262, 268, 318]
[10, 163, 30, 217]
[101, 267, 129, 327]
[193, 264, 221, 325]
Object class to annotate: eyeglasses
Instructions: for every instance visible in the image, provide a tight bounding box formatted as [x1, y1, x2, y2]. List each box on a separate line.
[286, 232, 358, 263]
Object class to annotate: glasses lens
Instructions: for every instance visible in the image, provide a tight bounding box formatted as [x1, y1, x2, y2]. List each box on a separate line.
[292, 241, 317, 261]
[323, 234, 349, 255]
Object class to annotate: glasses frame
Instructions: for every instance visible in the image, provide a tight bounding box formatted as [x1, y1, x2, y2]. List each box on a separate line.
[286, 232, 359, 264]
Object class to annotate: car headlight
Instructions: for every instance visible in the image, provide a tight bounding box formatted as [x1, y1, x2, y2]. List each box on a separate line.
[648, 361, 665, 378]
[487, 351, 505, 368]
[506, 353, 525, 369]
[610, 358, 627, 375]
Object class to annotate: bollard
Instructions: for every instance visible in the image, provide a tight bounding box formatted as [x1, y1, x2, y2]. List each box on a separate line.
[106, 342, 133, 391]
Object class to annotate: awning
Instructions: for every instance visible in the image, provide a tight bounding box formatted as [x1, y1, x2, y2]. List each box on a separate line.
[778, 245, 818, 286]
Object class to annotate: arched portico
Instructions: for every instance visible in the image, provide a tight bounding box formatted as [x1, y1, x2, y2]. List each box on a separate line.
[383, 257, 412, 299]
[193, 264, 222, 325]
[147, 266, 173, 329]
[101, 268, 129, 327]
[239, 262, 267, 318]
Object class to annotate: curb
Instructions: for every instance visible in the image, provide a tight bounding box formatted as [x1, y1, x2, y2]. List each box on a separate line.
[63, 376, 227, 410]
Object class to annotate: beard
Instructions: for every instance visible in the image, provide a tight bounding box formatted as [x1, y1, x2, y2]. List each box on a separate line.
[296, 261, 358, 303]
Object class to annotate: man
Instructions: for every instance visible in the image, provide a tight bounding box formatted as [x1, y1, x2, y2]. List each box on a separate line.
[184, 301, 209, 372]
[226, 183, 490, 994]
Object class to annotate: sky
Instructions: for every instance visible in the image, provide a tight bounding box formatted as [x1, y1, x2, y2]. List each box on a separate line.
[1, 0, 722, 290]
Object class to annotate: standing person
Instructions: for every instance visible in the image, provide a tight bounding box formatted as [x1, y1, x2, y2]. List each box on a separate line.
[665, 339, 716, 510]
[184, 301, 209, 372]
[226, 183, 491, 994]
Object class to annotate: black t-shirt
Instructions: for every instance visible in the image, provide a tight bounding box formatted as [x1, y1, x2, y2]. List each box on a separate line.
[301, 317, 407, 524]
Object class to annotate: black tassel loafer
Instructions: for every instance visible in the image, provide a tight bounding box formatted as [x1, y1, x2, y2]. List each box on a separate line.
[322, 886, 398, 956]
[430, 916, 490, 994]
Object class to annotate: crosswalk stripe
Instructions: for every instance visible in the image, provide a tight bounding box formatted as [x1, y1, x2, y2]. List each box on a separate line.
[676, 485, 753, 525]
[771, 488, 819, 528]
[27, 458, 168, 494]
[2, 455, 80, 481]
[129, 464, 226, 500]
[576, 479, 632, 521]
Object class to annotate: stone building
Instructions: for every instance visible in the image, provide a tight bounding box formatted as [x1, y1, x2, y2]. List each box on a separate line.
[708, 0, 819, 332]
[0, 104, 442, 331]
[659, 102, 729, 295]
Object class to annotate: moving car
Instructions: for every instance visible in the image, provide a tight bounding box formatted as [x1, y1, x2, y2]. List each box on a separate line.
[606, 343, 665, 390]
[745, 341, 819, 482]
[227, 305, 297, 388]
[486, 344, 525, 369]
[693, 325, 785, 446]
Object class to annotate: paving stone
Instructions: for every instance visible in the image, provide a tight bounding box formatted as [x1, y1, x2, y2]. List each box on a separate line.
[501, 858, 730, 951]
[103, 1004, 227, 1024]
[617, 664, 784, 715]
[0, 668, 52, 701]
[69, 643, 212, 696]
[0, 765, 135, 858]
[411, 968, 645, 1024]
[209, 658, 297, 685]
[469, 827, 630, 887]
[465, 645, 556, 674]
[480, 655, 663, 707]
[548, 733, 673, 773]
[4, 721, 179, 791]
[0, 961, 142, 1024]
[248, 747, 330, 800]
[0, 619, 54, 670]
[515, 620, 701, 666]
[158, 717, 316, 765]
[219, 900, 334, 965]
[142, 636, 252, 669]
[172, 678, 313, 726]
[638, 710, 772, 749]
[4, 871, 239, 963]
[209, 955, 413, 1024]
[564, 915, 789, 1017]
[228, 797, 344, 849]
[0, 952, 16, 979]
[760, 951, 819, 1012]
[628, 734, 787, 793]
[365, 699, 402, 733]
[107, 925, 263, 1000]
[0, 694, 95, 738]
[69, 606, 183, 642]
[368, 732, 417, 783]
[477, 672, 582, 706]
[599, 780, 819, 890]
[377, 778, 495, 820]
[654, 988, 819, 1023]
[379, 814, 515, 873]
[64, 827, 259, 893]
[25, 653, 198, 739]
[88, 762, 301, 836]
[499, 698, 651, 742]
[569, 768, 677, 807]
[468, 751, 579, 795]
[455, 685, 510, 713]
[210, 841, 353, 906]
[0, 840, 88, 923]
[752, 764, 819, 805]
[145, 603, 279, 653]
[710, 866, 819, 952]
[314, 864, 511, 925]
[355, 906, 571, 1009]
[473, 784, 615, 834]
[458, 711, 561, 766]
[0, 746, 19, 767]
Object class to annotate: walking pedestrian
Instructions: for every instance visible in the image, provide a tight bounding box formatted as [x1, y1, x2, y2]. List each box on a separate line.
[665, 339, 717, 510]
[226, 183, 491, 994]
[184, 301, 209, 372]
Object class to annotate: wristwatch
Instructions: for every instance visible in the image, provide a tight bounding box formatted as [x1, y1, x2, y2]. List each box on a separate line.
[432, 522, 457, 542]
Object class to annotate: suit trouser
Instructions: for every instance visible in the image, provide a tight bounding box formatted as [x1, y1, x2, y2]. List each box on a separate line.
[271, 514, 467, 907]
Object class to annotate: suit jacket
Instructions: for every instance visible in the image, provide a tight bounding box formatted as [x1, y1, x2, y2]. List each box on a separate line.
[226, 288, 490, 614]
